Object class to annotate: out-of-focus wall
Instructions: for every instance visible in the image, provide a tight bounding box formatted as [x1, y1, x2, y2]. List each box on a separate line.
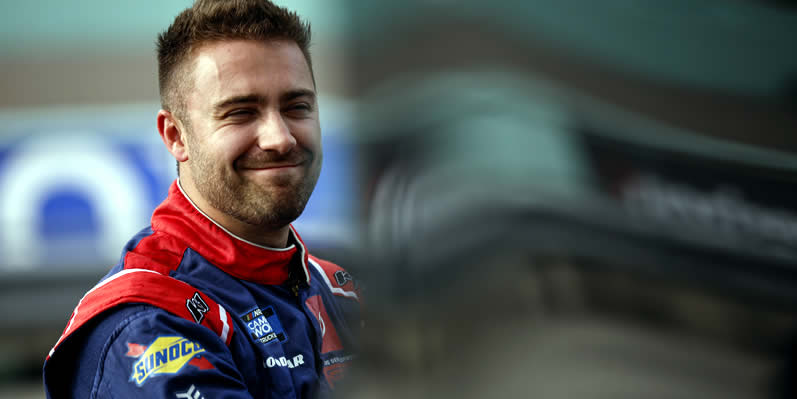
[343, 2, 797, 398]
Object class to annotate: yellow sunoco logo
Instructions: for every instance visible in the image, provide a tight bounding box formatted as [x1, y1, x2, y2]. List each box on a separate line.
[131, 336, 205, 385]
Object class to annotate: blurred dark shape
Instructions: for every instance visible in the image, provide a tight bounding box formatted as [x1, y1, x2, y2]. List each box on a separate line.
[781, 73, 797, 112]
[764, 0, 797, 11]
[342, 1, 797, 398]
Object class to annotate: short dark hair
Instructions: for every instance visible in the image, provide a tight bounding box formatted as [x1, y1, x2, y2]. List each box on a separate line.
[156, 0, 313, 118]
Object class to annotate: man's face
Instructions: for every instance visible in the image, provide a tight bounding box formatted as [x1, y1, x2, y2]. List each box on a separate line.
[180, 39, 322, 229]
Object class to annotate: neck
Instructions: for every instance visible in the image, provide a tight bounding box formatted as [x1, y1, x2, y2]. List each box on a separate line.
[177, 178, 292, 249]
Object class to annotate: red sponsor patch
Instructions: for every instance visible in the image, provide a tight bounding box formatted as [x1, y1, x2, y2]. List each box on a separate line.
[126, 342, 147, 357]
[188, 356, 215, 370]
[304, 295, 343, 353]
[323, 362, 347, 388]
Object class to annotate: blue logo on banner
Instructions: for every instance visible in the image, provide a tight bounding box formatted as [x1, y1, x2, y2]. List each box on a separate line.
[0, 127, 174, 270]
[240, 306, 288, 346]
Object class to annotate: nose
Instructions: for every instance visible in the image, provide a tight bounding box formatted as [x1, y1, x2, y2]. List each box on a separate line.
[256, 110, 297, 155]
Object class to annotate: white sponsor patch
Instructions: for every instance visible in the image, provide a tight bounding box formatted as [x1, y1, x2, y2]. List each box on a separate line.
[175, 384, 205, 399]
[263, 354, 305, 369]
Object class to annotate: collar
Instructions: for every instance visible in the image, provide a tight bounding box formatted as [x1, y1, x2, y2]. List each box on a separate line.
[150, 180, 311, 285]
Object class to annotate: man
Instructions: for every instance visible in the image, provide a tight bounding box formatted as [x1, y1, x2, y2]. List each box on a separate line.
[42, 1, 360, 398]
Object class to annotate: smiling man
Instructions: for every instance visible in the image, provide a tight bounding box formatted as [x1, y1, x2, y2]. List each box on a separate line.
[42, 1, 360, 398]
[168, 38, 322, 248]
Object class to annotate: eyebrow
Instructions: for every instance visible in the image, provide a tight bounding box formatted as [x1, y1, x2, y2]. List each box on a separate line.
[212, 89, 317, 114]
[281, 88, 316, 103]
[212, 94, 265, 115]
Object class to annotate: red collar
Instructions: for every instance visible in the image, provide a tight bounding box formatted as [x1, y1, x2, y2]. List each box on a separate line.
[149, 180, 311, 285]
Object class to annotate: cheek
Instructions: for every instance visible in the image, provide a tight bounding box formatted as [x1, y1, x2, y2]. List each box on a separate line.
[209, 132, 255, 165]
[291, 122, 322, 153]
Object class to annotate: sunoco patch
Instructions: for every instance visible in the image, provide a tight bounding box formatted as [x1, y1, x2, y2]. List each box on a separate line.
[126, 336, 213, 386]
[240, 306, 287, 346]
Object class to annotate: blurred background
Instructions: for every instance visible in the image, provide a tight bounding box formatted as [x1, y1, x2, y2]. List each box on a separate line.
[2, 0, 797, 398]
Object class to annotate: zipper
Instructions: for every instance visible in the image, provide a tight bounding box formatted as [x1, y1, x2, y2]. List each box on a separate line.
[291, 282, 300, 297]
[288, 264, 303, 298]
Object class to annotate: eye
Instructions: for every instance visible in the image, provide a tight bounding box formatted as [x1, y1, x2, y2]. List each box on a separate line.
[223, 108, 257, 121]
[285, 103, 313, 117]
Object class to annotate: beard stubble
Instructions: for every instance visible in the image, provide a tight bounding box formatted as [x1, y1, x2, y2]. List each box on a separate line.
[188, 141, 320, 230]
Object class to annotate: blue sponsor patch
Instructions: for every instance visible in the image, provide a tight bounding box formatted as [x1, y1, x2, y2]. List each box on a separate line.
[239, 306, 288, 346]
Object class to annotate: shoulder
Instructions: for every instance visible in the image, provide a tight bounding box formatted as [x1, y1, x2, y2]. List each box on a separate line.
[44, 304, 248, 399]
[74, 269, 234, 344]
[307, 255, 361, 302]
[44, 270, 239, 397]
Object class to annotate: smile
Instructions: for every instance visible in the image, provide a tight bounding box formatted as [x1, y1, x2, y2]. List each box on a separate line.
[238, 162, 306, 179]
[243, 164, 300, 170]
[239, 159, 306, 171]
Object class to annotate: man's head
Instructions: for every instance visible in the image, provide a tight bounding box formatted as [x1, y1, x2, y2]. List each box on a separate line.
[155, 0, 322, 245]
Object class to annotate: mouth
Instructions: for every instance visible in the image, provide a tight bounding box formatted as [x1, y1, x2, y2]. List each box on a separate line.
[240, 163, 301, 171]
[237, 157, 308, 171]
[237, 159, 309, 181]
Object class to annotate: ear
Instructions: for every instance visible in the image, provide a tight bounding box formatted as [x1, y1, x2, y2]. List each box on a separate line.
[157, 109, 189, 162]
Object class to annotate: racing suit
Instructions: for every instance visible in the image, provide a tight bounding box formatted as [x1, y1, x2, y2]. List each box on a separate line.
[42, 181, 361, 399]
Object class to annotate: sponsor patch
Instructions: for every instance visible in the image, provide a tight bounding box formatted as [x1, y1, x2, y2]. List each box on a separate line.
[186, 292, 209, 324]
[333, 270, 360, 294]
[126, 336, 214, 386]
[324, 363, 347, 388]
[334, 270, 353, 287]
[305, 295, 343, 353]
[175, 384, 205, 399]
[322, 354, 355, 388]
[263, 354, 305, 369]
[240, 306, 287, 346]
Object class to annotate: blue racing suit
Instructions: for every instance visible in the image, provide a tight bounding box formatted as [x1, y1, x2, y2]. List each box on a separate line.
[42, 181, 361, 398]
